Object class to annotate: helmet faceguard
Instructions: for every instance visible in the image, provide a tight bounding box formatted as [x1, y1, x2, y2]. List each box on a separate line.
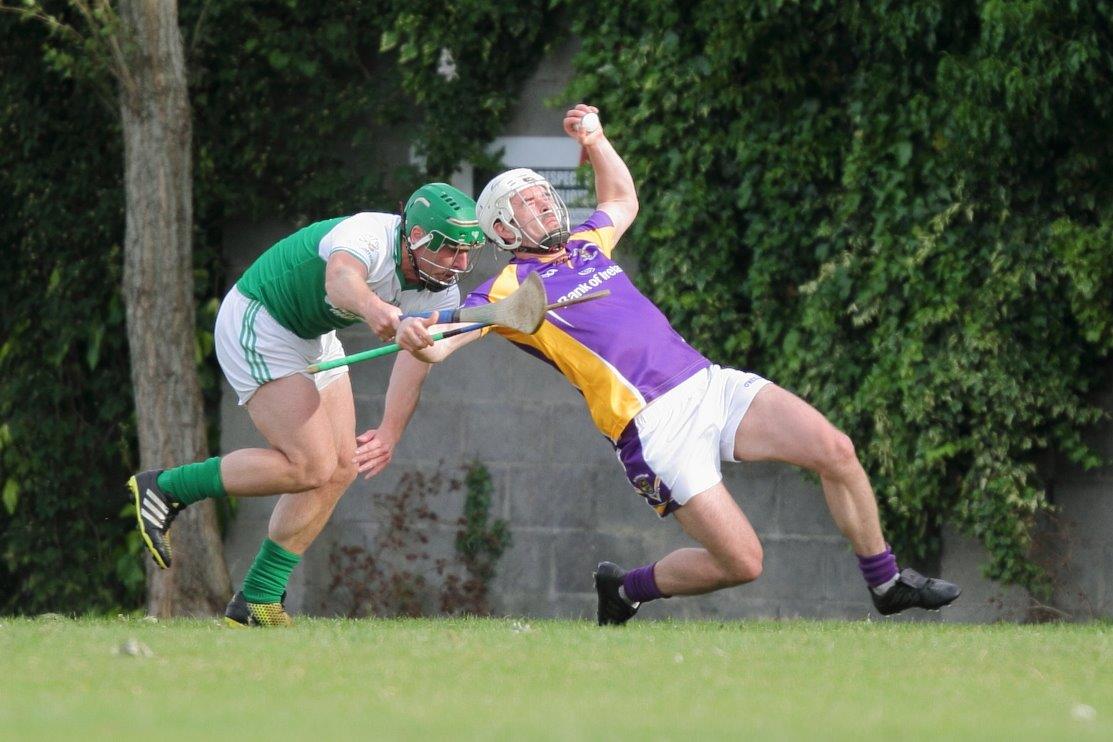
[403, 183, 485, 291]
[477, 168, 570, 254]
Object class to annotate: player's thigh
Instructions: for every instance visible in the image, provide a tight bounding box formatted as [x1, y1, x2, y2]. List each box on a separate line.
[246, 373, 338, 468]
[732, 384, 842, 469]
[317, 373, 357, 465]
[674, 482, 763, 567]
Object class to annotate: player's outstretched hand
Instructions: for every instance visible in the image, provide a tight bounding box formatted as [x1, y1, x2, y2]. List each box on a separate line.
[564, 103, 603, 146]
[395, 314, 438, 352]
[354, 428, 396, 479]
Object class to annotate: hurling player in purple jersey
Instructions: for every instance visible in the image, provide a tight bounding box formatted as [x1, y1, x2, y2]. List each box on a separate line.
[362, 103, 960, 622]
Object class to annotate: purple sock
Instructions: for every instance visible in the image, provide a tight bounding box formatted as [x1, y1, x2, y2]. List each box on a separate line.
[622, 563, 665, 603]
[857, 547, 898, 589]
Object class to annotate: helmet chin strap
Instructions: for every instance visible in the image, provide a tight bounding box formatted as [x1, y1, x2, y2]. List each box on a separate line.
[519, 234, 569, 255]
[503, 220, 569, 255]
[516, 242, 564, 255]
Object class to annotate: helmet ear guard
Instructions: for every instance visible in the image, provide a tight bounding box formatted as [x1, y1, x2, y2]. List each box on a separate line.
[487, 216, 525, 252]
[477, 168, 570, 254]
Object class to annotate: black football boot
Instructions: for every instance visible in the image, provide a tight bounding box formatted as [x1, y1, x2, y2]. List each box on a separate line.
[871, 568, 961, 616]
[594, 561, 640, 626]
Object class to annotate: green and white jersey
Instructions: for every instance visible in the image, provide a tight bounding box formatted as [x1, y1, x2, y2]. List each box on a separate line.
[235, 213, 460, 339]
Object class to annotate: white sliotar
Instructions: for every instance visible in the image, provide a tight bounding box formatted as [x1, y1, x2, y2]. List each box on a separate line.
[580, 112, 600, 133]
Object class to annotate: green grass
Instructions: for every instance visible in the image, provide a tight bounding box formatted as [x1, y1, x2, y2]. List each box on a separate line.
[0, 617, 1109, 740]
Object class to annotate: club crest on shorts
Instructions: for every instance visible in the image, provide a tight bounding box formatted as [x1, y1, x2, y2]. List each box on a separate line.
[631, 473, 665, 507]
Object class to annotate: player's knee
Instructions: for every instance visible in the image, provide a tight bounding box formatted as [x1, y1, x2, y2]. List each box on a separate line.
[289, 455, 336, 491]
[330, 455, 358, 490]
[721, 544, 764, 586]
[817, 430, 859, 477]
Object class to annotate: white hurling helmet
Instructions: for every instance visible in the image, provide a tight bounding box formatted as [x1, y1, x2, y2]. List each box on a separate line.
[476, 168, 571, 253]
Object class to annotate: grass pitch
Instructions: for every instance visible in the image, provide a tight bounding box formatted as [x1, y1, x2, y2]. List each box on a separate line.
[0, 616, 1109, 740]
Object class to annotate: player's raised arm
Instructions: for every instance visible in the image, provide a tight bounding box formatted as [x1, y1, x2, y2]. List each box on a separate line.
[564, 104, 639, 243]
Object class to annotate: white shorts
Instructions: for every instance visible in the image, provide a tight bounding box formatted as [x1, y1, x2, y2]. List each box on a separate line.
[214, 286, 348, 405]
[613, 365, 771, 516]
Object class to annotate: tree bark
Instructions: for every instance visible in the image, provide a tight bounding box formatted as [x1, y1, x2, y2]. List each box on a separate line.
[118, 0, 230, 616]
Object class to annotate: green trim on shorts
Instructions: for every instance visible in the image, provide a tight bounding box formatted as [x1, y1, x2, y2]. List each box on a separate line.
[239, 300, 272, 384]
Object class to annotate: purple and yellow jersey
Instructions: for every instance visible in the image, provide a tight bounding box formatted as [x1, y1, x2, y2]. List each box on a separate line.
[463, 210, 710, 442]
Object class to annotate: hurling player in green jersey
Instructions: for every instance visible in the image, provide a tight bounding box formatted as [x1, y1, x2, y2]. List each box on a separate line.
[128, 183, 484, 626]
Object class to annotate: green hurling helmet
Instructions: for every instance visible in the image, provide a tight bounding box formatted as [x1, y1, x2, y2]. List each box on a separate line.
[403, 183, 485, 291]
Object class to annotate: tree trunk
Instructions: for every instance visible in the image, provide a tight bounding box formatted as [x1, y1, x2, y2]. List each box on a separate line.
[118, 0, 231, 616]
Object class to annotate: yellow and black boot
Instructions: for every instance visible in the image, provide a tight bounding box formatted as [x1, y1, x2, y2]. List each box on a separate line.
[224, 591, 293, 628]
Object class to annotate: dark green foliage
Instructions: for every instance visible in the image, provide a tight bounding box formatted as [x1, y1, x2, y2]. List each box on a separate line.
[568, 0, 1112, 589]
[186, 0, 401, 223]
[0, 15, 141, 613]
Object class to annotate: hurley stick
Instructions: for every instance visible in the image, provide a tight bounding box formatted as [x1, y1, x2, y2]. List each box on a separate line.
[306, 288, 610, 374]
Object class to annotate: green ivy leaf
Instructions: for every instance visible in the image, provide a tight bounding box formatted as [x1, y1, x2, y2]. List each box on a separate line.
[2, 480, 19, 515]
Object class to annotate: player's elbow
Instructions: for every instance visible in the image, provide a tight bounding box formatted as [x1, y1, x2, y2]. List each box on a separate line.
[323, 256, 367, 307]
[599, 198, 639, 240]
[623, 199, 641, 230]
[614, 192, 639, 221]
[626, 192, 639, 219]
[322, 271, 348, 309]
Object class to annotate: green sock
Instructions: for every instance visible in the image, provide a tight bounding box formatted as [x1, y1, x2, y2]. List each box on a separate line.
[241, 538, 300, 604]
[156, 457, 227, 505]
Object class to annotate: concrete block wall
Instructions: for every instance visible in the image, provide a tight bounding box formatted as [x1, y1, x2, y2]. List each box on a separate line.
[1041, 389, 1113, 620]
